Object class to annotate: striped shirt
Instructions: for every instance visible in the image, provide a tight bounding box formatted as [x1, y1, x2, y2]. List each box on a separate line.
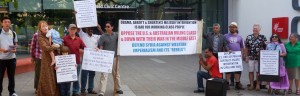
[30, 32, 42, 59]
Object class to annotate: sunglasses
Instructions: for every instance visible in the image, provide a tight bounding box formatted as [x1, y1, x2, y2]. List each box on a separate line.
[105, 26, 111, 28]
[272, 36, 279, 38]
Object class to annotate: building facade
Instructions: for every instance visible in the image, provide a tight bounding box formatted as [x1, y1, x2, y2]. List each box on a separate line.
[2, 0, 227, 57]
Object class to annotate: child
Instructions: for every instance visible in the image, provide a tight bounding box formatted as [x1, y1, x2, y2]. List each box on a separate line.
[46, 26, 63, 66]
[57, 45, 72, 96]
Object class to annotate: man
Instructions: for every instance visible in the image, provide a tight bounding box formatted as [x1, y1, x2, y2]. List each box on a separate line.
[224, 22, 245, 90]
[78, 27, 101, 95]
[0, 17, 18, 96]
[97, 21, 123, 96]
[63, 24, 86, 96]
[194, 47, 222, 93]
[203, 23, 229, 58]
[245, 24, 267, 91]
[30, 30, 42, 93]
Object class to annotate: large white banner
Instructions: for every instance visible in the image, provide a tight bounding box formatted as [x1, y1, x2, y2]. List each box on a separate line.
[55, 54, 78, 83]
[74, 0, 98, 28]
[260, 50, 279, 75]
[218, 51, 243, 73]
[119, 20, 199, 56]
[82, 48, 115, 73]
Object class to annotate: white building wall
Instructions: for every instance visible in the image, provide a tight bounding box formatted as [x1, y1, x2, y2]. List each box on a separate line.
[228, 0, 300, 42]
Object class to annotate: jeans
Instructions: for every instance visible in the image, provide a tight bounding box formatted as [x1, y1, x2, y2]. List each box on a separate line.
[80, 70, 95, 92]
[59, 82, 71, 96]
[197, 71, 211, 89]
[72, 64, 81, 94]
[0, 58, 16, 95]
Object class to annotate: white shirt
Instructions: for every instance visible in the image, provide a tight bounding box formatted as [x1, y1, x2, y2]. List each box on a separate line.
[78, 29, 101, 49]
[0, 29, 18, 59]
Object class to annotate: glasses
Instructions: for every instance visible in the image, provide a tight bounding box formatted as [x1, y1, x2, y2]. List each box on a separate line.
[272, 36, 279, 38]
[105, 26, 111, 28]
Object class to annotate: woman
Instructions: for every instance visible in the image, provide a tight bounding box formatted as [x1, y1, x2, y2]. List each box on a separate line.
[266, 34, 287, 94]
[36, 21, 60, 96]
[285, 33, 300, 95]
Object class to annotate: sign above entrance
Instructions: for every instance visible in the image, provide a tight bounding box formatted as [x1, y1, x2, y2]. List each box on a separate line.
[96, 3, 130, 9]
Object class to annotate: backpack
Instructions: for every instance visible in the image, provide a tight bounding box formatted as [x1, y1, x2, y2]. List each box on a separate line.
[0, 29, 16, 45]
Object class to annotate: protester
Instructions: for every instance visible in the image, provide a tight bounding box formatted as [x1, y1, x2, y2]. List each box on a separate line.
[224, 22, 245, 90]
[0, 17, 18, 96]
[266, 33, 287, 94]
[194, 47, 222, 93]
[57, 45, 73, 96]
[97, 21, 123, 96]
[203, 23, 229, 58]
[36, 20, 60, 96]
[63, 24, 86, 96]
[284, 33, 300, 95]
[78, 27, 101, 95]
[245, 24, 267, 91]
[30, 25, 42, 94]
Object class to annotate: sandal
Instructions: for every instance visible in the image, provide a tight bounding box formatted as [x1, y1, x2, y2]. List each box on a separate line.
[296, 89, 300, 95]
[288, 89, 292, 94]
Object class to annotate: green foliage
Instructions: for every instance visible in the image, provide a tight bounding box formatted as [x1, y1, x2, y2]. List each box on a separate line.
[1, 0, 18, 9]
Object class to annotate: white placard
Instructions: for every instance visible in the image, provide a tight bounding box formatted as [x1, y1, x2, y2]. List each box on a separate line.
[74, 0, 98, 28]
[55, 54, 78, 83]
[82, 48, 115, 73]
[218, 51, 243, 73]
[119, 20, 201, 56]
[260, 50, 279, 75]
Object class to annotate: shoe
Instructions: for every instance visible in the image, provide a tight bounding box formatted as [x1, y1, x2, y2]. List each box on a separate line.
[88, 90, 98, 94]
[80, 92, 87, 96]
[226, 82, 230, 90]
[193, 89, 204, 93]
[248, 86, 254, 91]
[255, 86, 260, 91]
[72, 94, 80, 96]
[235, 82, 245, 90]
[230, 82, 234, 86]
[10, 93, 18, 96]
[296, 89, 300, 95]
[98, 94, 104, 96]
[116, 90, 123, 94]
[288, 89, 292, 94]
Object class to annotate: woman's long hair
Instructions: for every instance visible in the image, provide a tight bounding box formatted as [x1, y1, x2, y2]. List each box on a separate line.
[269, 33, 282, 43]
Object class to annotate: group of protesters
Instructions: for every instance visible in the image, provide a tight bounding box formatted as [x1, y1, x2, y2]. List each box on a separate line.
[30, 20, 123, 96]
[194, 22, 300, 95]
[0, 16, 124, 96]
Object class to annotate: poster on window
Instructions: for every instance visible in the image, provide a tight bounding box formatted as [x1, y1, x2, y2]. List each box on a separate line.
[259, 50, 279, 75]
[82, 48, 115, 73]
[218, 51, 243, 73]
[55, 54, 78, 83]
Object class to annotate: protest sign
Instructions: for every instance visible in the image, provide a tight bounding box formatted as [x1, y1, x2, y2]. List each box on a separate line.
[260, 50, 279, 75]
[259, 50, 280, 82]
[118, 20, 201, 56]
[82, 48, 115, 73]
[55, 54, 77, 83]
[218, 51, 243, 73]
[74, 0, 98, 28]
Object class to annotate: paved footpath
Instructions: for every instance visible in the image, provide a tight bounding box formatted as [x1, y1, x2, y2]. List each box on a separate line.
[2, 55, 298, 96]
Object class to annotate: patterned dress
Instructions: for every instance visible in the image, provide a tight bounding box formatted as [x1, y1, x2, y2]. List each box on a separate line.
[37, 34, 60, 96]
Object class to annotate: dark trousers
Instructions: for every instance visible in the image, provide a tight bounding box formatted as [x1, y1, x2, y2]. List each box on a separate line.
[59, 82, 71, 96]
[0, 58, 16, 95]
[34, 58, 41, 89]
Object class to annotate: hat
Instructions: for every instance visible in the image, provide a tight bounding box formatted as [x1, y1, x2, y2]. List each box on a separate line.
[229, 22, 238, 27]
[68, 24, 77, 29]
